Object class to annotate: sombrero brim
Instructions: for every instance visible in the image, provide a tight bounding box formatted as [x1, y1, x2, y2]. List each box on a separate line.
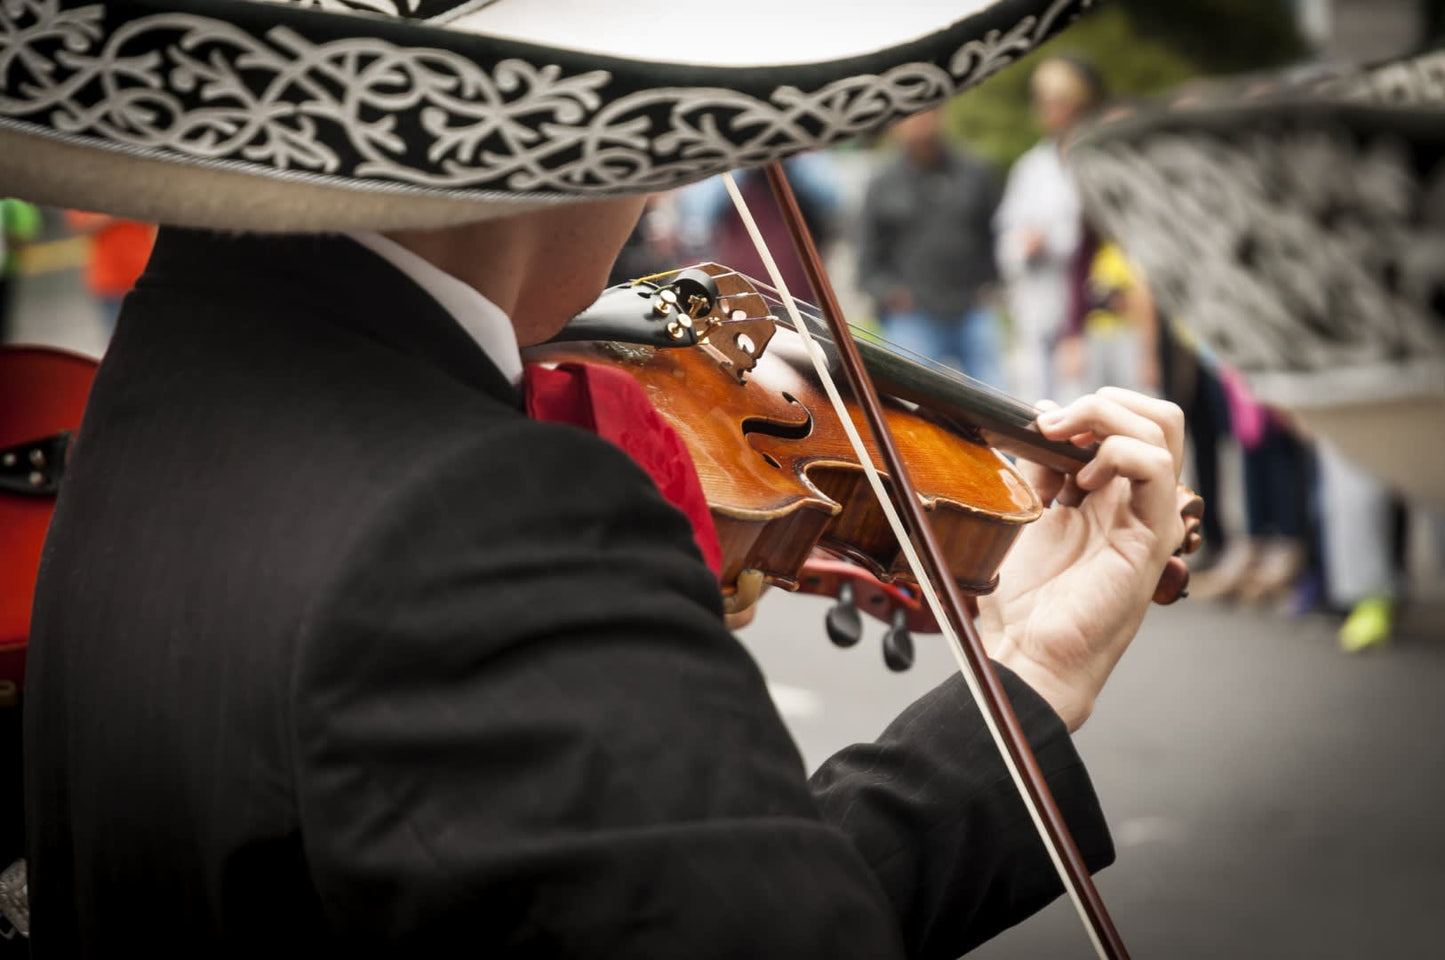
[1069, 51, 1445, 505]
[1069, 57, 1445, 411]
[1, 0, 1098, 231]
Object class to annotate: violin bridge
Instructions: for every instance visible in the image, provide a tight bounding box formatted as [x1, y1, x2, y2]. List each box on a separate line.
[703, 315, 776, 384]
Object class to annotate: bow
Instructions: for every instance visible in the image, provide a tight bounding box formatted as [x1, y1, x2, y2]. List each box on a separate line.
[722, 162, 1131, 960]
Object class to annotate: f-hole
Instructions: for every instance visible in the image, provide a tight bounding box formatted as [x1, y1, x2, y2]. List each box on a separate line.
[741, 391, 812, 471]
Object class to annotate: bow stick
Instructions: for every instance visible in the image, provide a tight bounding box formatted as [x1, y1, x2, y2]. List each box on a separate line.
[721, 164, 1129, 960]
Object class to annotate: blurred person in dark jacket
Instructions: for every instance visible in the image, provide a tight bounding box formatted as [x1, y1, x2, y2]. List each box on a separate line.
[857, 108, 1006, 389]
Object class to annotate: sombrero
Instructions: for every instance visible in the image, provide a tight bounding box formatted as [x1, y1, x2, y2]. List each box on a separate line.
[1068, 50, 1445, 505]
[0, 0, 1097, 232]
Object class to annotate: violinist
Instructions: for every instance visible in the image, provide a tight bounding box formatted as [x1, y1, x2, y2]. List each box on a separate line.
[9, 1, 1185, 956]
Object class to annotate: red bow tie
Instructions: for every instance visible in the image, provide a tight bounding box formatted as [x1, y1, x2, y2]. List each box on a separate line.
[524, 362, 723, 578]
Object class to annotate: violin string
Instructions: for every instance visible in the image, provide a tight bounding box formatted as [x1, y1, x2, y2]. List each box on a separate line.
[636, 259, 995, 402]
[764, 293, 1031, 410]
[720, 172, 1108, 960]
[710, 270, 1039, 412]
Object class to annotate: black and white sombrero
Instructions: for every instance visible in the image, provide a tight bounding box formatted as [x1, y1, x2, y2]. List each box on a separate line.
[1069, 50, 1445, 504]
[0, 0, 1097, 231]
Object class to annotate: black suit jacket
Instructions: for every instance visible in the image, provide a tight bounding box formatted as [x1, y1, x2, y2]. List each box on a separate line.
[25, 230, 1112, 958]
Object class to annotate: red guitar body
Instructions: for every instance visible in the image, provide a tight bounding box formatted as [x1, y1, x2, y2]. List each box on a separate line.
[0, 346, 98, 693]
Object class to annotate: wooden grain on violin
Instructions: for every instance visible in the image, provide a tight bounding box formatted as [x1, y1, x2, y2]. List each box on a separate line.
[526, 267, 1041, 600]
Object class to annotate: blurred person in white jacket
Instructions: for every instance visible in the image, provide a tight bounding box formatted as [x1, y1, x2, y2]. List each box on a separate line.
[995, 57, 1104, 402]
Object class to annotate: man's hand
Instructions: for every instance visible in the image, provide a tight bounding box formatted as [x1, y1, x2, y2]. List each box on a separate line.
[977, 388, 1186, 732]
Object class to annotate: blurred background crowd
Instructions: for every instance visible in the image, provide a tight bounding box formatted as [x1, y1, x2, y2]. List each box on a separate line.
[4, 0, 1443, 657]
[605, 0, 1445, 656]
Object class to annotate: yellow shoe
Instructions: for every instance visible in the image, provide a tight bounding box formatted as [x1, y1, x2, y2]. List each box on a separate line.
[1339, 596, 1393, 653]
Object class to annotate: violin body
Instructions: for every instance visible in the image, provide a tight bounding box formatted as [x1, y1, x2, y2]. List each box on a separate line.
[527, 264, 1041, 605]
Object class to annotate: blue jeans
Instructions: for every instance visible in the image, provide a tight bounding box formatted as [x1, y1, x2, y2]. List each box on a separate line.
[879, 306, 1005, 390]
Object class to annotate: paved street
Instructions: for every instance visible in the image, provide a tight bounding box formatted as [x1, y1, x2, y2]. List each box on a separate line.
[739, 592, 1445, 959]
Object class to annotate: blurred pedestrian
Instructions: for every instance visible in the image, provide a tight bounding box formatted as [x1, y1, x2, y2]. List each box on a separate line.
[1191, 366, 1313, 605]
[1155, 314, 1232, 564]
[1065, 239, 1151, 396]
[62, 211, 156, 333]
[1317, 439, 1400, 652]
[995, 56, 1105, 401]
[856, 108, 1005, 388]
[0, 198, 40, 343]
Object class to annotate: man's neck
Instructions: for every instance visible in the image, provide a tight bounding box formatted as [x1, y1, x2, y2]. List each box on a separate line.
[383, 221, 530, 332]
[352, 231, 524, 387]
[381, 196, 647, 350]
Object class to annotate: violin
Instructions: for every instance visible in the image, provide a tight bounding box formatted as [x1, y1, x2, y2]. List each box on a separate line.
[526, 261, 1204, 632]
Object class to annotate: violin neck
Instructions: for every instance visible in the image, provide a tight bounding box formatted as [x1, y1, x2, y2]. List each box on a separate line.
[850, 337, 1094, 473]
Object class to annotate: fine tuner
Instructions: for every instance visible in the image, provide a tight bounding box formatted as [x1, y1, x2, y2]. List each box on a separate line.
[551, 266, 779, 384]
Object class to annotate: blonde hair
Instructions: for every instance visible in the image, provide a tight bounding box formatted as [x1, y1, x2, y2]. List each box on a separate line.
[1030, 57, 1101, 108]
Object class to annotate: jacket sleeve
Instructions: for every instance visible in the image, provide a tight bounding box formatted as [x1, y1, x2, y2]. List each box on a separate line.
[291, 420, 907, 958]
[810, 667, 1115, 959]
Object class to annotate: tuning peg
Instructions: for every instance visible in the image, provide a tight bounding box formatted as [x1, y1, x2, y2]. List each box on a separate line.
[882, 608, 914, 672]
[825, 582, 862, 648]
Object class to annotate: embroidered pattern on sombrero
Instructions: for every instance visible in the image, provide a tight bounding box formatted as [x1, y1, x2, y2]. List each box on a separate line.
[278, 0, 497, 21]
[1073, 124, 1445, 395]
[282, 0, 424, 15]
[1315, 49, 1445, 106]
[0, 0, 1092, 200]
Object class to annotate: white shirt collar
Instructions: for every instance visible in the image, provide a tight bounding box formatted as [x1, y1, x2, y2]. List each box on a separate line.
[349, 231, 524, 388]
